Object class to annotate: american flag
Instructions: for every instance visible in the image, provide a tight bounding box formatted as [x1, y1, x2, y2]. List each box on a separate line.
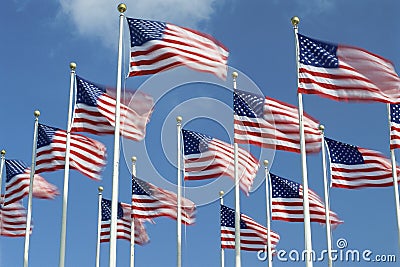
[100, 198, 149, 245]
[4, 159, 59, 206]
[390, 104, 400, 149]
[71, 75, 153, 141]
[132, 176, 196, 225]
[35, 123, 107, 180]
[220, 205, 280, 251]
[126, 17, 229, 80]
[270, 173, 343, 225]
[234, 90, 322, 153]
[325, 137, 400, 189]
[182, 129, 259, 195]
[0, 195, 32, 237]
[297, 34, 400, 103]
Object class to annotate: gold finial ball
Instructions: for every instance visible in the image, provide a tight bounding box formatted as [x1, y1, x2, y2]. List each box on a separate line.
[232, 72, 238, 79]
[70, 62, 76, 70]
[118, 3, 127, 13]
[98, 186, 104, 192]
[34, 110, 40, 117]
[263, 160, 269, 166]
[131, 156, 137, 162]
[219, 190, 224, 197]
[291, 16, 300, 26]
[176, 116, 183, 123]
[319, 124, 325, 131]
[1, 149, 5, 156]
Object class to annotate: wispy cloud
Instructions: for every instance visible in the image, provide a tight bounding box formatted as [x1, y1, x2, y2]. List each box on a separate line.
[58, 0, 223, 48]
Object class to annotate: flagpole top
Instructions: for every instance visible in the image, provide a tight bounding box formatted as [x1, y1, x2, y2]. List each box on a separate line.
[319, 124, 325, 132]
[219, 190, 224, 197]
[1, 149, 5, 156]
[232, 72, 238, 79]
[98, 186, 104, 193]
[131, 156, 137, 162]
[291, 16, 300, 26]
[34, 110, 40, 117]
[263, 160, 269, 166]
[118, 3, 127, 13]
[69, 62, 76, 70]
[176, 116, 183, 123]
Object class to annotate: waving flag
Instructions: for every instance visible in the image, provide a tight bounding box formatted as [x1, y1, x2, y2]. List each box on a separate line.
[4, 159, 59, 206]
[100, 198, 149, 245]
[297, 33, 400, 103]
[325, 137, 399, 189]
[220, 205, 280, 251]
[126, 17, 229, 80]
[0, 196, 32, 237]
[132, 176, 196, 225]
[390, 104, 400, 149]
[71, 75, 153, 141]
[270, 173, 342, 225]
[234, 89, 321, 153]
[182, 129, 259, 195]
[35, 123, 107, 180]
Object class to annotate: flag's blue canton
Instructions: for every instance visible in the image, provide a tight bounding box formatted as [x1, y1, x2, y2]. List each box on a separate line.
[233, 90, 264, 118]
[76, 76, 105, 107]
[127, 18, 166, 47]
[220, 205, 246, 229]
[325, 137, 364, 165]
[37, 123, 58, 149]
[270, 173, 300, 198]
[298, 34, 339, 68]
[5, 159, 27, 182]
[132, 176, 151, 196]
[390, 104, 400, 123]
[101, 198, 124, 221]
[182, 129, 212, 155]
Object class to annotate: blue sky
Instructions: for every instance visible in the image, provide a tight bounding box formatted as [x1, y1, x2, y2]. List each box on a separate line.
[1, 0, 400, 266]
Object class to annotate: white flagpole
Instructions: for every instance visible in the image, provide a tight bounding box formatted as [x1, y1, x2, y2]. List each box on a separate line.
[176, 116, 183, 267]
[263, 160, 272, 267]
[232, 71, 241, 267]
[386, 104, 400, 250]
[319, 125, 333, 267]
[130, 156, 137, 267]
[58, 61, 76, 267]
[23, 110, 40, 267]
[96, 186, 104, 267]
[109, 4, 126, 267]
[219, 190, 225, 267]
[0, 150, 5, 196]
[291, 16, 313, 267]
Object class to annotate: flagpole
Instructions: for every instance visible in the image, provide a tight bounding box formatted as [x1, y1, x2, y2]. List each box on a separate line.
[176, 116, 183, 267]
[130, 156, 137, 267]
[58, 61, 76, 267]
[0, 150, 5, 196]
[386, 104, 400, 250]
[109, 4, 126, 267]
[319, 125, 333, 267]
[23, 110, 40, 267]
[263, 160, 272, 267]
[232, 71, 241, 267]
[291, 16, 313, 267]
[96, 186, 104, 267]
[219, 190, 225, 267]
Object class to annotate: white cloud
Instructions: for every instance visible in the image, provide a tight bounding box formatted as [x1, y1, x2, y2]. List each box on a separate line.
[58, 0, 222, 48]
